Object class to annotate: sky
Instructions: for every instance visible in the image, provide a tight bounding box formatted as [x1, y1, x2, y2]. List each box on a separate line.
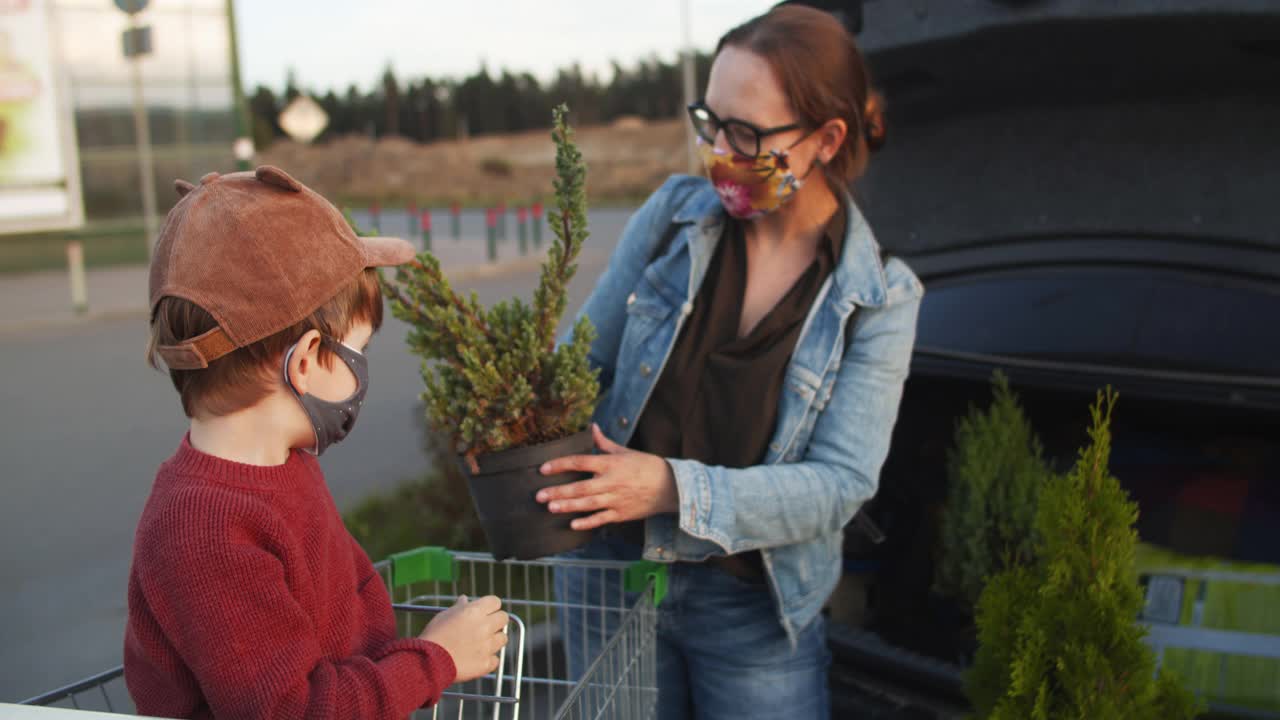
[236, 0, 778, 94]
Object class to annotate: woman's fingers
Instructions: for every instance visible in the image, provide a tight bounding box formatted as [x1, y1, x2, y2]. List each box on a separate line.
[572, 509, 620, 531]
[547, 491, 614, 514]
[539, 453, 612, 477]
[592, 423, 626, 454]
[536, 475, 608, 504]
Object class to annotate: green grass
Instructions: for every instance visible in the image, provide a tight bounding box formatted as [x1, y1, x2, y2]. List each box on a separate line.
[0, 219, 149, 275]
[342, 464, 487, 564]
[343, 465, 559, 630]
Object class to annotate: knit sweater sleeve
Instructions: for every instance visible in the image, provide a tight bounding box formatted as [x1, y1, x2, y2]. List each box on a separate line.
[132, 488, 456, 719]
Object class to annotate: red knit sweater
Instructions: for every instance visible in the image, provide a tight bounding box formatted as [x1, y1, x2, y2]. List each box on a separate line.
[124, 435, 455, 719]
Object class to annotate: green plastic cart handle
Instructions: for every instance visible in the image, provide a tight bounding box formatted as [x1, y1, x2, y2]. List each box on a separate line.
[625, 560, 669, 607]
[389, 546, 458, 588]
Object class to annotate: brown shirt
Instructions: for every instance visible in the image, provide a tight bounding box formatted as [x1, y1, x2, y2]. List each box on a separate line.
[625, 205, 847, 571]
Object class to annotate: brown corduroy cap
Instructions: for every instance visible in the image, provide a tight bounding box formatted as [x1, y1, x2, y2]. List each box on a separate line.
[149, 165, 415, 370]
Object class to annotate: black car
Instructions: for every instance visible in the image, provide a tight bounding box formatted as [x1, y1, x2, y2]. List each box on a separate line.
[781, 1, 1280, 716]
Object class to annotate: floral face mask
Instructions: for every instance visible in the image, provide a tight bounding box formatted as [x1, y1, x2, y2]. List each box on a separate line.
[697, 135, 819, 220]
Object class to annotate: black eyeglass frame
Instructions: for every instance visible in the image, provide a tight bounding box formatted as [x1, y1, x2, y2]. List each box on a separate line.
[687, 100, 805, 159]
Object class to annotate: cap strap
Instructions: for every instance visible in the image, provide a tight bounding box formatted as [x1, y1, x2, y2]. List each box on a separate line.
[156, 326, 237, 370]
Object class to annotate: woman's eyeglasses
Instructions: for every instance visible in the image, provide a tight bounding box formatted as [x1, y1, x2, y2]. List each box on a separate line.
[687, 101, 804, 159]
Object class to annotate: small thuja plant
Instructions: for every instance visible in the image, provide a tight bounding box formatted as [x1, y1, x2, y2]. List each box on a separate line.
[965, 389, 1199, 720]
[382, 105, 599, 471]
[934, 371, 1053, 611]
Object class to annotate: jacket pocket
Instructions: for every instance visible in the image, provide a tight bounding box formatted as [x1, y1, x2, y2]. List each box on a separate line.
[620, 271, 677, 348]
[776, 367, 822, 460]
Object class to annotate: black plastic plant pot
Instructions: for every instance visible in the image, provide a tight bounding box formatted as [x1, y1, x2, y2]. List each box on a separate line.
[461, 430, 596, 561]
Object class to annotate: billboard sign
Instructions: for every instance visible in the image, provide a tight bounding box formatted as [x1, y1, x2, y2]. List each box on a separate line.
[0, 0, 84, 234]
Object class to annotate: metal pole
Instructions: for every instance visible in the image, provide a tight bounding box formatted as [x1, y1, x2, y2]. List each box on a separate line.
[486, 207, 497, 262]
[226, 0, 253, 171]
[681, 0, 698, 175]
[178, 4, 194, 178]
[130, 14, 159, 259]
[67, 242, 88, 315]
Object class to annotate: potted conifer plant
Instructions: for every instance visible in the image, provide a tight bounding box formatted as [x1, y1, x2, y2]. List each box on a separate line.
[931, 372, 1054, 661]
[965, 389, 1199, 718]
[382, 105, 600, 560]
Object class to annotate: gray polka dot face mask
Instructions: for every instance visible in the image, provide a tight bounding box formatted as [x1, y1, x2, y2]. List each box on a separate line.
[282, 336, 369, 456]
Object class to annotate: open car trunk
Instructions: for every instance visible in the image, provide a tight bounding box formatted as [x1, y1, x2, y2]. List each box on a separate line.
[787, 1, 1280, 716]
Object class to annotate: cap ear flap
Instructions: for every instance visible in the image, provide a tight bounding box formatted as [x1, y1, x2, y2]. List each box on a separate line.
[174, 179, 196, 197]
[255, 165, 304, 192]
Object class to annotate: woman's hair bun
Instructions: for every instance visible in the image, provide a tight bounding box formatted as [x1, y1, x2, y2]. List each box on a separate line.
[863, 91, 887, 152]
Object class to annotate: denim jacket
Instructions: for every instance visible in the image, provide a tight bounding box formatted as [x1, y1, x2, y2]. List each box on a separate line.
[569, 175, 923, 641]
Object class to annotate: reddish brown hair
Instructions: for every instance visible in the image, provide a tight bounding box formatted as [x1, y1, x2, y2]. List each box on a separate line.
[716, 5, 886, 184]
[147, 268, 384, 418]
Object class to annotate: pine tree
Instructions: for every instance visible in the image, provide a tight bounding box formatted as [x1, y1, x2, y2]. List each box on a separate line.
[965, 389, 1199, 720]
[382, 105, 599, 470]
[935, 372, 1052, 611]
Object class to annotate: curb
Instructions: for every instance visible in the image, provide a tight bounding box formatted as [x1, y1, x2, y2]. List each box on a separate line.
[0, 306, 149, 338]
[0, 253, 578, 337]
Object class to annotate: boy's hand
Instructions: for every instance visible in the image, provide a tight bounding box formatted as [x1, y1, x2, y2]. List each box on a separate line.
[420, 594, 509, 683]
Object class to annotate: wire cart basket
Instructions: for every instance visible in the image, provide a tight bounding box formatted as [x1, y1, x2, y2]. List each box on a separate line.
[18, 547, 667, 720]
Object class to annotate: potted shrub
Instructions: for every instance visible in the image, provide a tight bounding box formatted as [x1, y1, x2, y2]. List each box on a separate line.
[931, 372, 1054, 660]
[965, 389, 1199, 719]
[382, 105, 600, 560]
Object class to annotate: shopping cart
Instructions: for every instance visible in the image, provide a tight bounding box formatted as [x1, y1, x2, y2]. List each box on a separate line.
[18, 547, 667, 720]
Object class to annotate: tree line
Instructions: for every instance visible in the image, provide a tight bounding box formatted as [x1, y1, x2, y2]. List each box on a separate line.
[248, 53, 714, 148]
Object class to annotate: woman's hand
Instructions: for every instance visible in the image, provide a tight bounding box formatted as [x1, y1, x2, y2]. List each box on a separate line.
[536, 424, 678, 531]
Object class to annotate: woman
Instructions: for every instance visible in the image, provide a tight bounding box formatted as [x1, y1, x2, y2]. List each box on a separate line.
[538, 6, 922, 717]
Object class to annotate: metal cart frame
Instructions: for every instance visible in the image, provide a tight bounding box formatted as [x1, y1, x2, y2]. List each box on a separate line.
[20, 547, 667, 720]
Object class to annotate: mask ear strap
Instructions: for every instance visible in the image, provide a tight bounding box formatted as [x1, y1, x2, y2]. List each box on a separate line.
[281, 339, 323, 454]
[282, 339, 305, 397]
[801, 155, 825, 180]
[778, 126, 828, 180]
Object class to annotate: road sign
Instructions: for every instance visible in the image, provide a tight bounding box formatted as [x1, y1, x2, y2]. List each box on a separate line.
[0, 0, 85, 234]
[277, 95, 329, 144]
[114, 0, 149, 14]
[121, 24, 151, 58]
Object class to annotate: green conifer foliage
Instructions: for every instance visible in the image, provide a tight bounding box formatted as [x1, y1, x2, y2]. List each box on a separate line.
[382, 105, 600, 468]
[935, 372, 1052, 610]
[966, 389, 1199, 720]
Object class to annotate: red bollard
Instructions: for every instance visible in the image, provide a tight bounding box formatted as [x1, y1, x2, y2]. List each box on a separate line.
[420, 209, 432, 251]
[450, 201, 461, 240]
[531, 201, 544, 248]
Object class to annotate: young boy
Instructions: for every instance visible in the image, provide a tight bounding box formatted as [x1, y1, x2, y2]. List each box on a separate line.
[124, 165, 506, 719]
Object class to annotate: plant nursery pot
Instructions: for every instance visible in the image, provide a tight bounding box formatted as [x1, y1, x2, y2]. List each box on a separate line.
[460, 430, 596, 561]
